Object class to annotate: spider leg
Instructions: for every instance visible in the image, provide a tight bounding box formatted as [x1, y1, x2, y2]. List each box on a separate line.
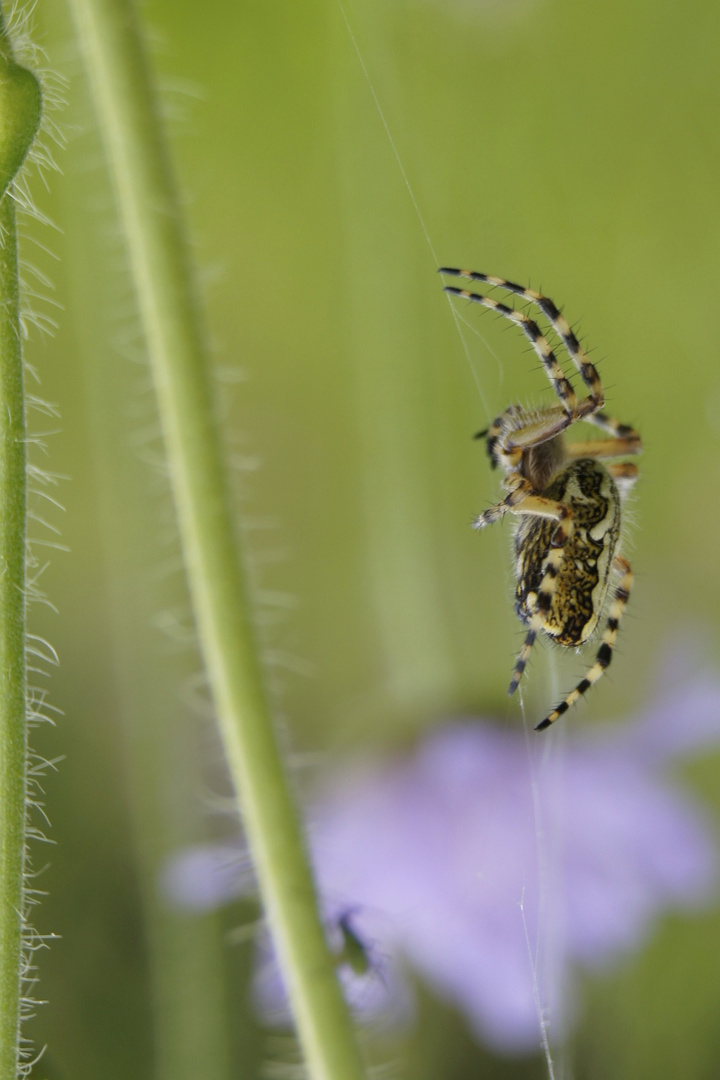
[607, 461, 639, 496]
[474, 410, 510, 469]
[587, 410, 641, 444]
[477, 406, 574, 478]
[472, 476, 573, 530]
[440, 268, 604, 413]
[607, 462, 639, 483]
[508, 626, 536, 695]
[565, 436, 642, 459]
[503, 405, 576, 452]
[535, 555, 633, 731]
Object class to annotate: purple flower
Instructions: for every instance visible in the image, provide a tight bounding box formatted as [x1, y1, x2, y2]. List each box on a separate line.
[164, 666, 720, 1054]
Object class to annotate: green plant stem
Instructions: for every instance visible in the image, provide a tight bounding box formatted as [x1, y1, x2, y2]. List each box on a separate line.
[71, 193, 232, 1075]
[67, 2, 367, 1078]
[0, 195, 27, 1080]
[0, 12, 41, 1077]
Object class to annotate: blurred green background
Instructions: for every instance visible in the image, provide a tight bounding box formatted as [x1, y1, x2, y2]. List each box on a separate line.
[18, 0, 720, 1076]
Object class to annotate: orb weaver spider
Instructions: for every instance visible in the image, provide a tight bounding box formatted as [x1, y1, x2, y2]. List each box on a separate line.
[440, 268, 642, 730]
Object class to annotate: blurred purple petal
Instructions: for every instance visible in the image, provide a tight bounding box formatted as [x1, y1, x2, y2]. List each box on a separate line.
[163, 668, 720, 1054]
[161, 843, 250, 911]
[622, 673, 720, 762]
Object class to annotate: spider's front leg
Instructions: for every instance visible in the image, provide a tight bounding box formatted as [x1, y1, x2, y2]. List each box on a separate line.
[472, 476, 573, 531]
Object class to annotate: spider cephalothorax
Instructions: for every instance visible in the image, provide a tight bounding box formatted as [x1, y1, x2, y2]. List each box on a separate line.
[440, 268, 642, 730]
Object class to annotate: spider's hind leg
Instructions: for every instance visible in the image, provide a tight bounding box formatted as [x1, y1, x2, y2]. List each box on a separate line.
[607, 462, 640, 497]
[535, 555, 633, 731]
[508, 627, 537, 696]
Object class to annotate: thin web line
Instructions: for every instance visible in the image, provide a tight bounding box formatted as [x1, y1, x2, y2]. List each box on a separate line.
[520, 669, 569, 1075]
[520, 886, 557, 1080]
[337, 0, 437, 262]
[337, 7, 565, 1071]
[452, 306, 506, 388]
[335, 0, 492, 421]
[519, 687, 559, 1080]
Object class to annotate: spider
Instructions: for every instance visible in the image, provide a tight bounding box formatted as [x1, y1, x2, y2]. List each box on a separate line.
[440, 268, 642, 730]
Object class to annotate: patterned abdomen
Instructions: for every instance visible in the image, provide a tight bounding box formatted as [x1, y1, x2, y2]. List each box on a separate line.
[514, 459, 621, 646]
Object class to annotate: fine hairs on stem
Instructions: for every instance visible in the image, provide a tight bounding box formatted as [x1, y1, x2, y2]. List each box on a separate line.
[0, 5, 60, 1079]
[66, 1, 366, 1079]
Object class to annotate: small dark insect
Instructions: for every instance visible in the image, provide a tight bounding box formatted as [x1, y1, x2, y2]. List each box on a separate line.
[336, 911, 372, 976]
[440, 268, 642, 730]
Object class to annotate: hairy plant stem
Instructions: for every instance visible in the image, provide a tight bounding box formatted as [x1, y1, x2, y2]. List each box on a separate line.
[0, 12, 41, 1077]
[67, 1, 367, 1078]
[0, 192, 28, 1080]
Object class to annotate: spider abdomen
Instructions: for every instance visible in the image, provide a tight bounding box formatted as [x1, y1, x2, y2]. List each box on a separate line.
[514, 459, 620, 647]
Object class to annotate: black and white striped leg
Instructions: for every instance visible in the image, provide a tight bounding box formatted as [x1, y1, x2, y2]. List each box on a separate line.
[587, 410, 642, 447]
[473, 478, 572, 531]
[566, 436, 643, 461]
[535, 555, 633, 731]
[439, 268, 604, 411]
[508, 627, 536, 695]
